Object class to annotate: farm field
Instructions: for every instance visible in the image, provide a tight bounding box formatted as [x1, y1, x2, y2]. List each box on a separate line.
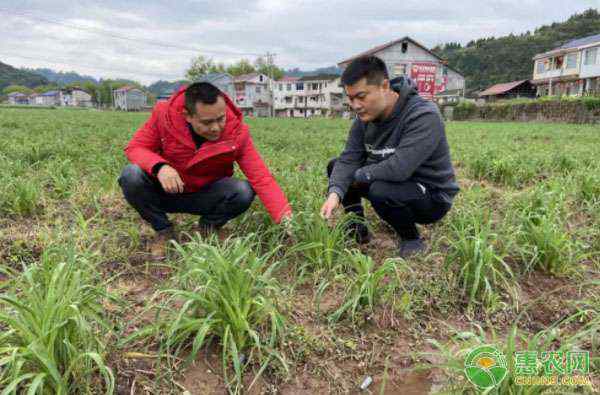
[0, 108, 599, 394]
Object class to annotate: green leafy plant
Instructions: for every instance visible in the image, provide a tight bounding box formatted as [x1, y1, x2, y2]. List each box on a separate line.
[444, 210, 516, 311]
[137, 236, 287, 393]
[0, 248, 115, 394]
[324, 250, 403, 324]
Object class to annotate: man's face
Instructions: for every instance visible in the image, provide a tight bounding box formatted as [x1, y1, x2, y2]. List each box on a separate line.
[185, 96, 227, 141]
[345, 77, 389, 122]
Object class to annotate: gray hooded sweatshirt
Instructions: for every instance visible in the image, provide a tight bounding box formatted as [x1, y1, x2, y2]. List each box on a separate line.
[328, 76, 459, 203]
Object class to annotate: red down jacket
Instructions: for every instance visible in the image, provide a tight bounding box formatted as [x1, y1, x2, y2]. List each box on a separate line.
[124, 86, 292, 223]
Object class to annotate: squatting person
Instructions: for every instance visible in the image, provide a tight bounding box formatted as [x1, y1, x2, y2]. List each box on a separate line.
[119, 82, 292, 257]
[320, 56, 459, 258]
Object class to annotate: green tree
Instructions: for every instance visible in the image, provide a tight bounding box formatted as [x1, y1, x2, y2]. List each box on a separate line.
[33, 84, 60, 93]
[226, 59, 256, 76]
[186, 55, 226, 81]
[254, 56, 284, 80]
[2, 85, 33, 95]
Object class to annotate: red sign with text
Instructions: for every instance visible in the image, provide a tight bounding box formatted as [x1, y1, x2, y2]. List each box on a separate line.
[410, 63, 437, 100]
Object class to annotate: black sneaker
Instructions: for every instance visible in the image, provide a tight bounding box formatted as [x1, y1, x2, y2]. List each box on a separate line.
[398, 238, 426, 258]
[346, 221, 372, 245]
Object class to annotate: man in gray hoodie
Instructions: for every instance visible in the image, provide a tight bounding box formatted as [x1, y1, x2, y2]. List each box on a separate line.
[320, 56, 459, 257]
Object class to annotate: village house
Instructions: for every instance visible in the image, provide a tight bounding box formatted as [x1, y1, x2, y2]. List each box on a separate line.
[60, 87, 93, 107]
[338, 36, 465, 102]
[113, 86, 147, 111]
[532, 33, 600, 96]
[198, 72, 236, 101]
[6, 92, 29, 105]
[273, 74, 344, 118]
[233, 73, 272, 117]
[31, 90, 60, 106]
[478, 80, 537, 102]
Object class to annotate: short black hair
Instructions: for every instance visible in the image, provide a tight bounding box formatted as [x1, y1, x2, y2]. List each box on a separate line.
[341, 56, 389, 86]
[185, 82, 223, 114]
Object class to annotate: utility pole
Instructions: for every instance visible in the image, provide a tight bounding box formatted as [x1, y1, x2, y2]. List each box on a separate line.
[265, 52, 276, 117]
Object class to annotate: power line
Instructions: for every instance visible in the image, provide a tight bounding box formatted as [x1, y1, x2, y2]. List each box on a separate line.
[0, 8, 263, 58]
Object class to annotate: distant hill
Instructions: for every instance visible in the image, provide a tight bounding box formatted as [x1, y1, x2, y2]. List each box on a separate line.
[0, 61, 48, 91]
[284, 66, 342, 78]
[147, 79, 189, 96]
[27, 68, 98, 86]
[433, 8, 600, 92]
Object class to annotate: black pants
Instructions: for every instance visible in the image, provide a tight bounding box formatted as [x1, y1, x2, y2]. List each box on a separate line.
[118, 164, 255, 232]
[327, 159, 451, 240]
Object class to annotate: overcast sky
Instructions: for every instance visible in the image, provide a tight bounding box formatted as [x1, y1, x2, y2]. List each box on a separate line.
[1, 1, 598, 84]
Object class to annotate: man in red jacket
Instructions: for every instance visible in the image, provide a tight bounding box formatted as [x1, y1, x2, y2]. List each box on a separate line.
[119, 82, 292, 257]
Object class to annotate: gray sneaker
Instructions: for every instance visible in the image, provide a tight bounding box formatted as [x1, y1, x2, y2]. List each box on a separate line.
[399, 238, 426, 258]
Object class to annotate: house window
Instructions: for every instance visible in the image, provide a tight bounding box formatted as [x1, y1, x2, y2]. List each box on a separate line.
[566, 53, 577, 69]
[286, 84, 292, 91]
[394, 63, 408, 76]
[256, 86, 261, 93]
[259, 75, 264, 82]
[278, 84, 283, 91]
[554, 56, 564, 69]
[536, 60, 545, 74]
[311, 83, 319, 90]
[296, 83, 304, 90]
[584, 47, 598, 65]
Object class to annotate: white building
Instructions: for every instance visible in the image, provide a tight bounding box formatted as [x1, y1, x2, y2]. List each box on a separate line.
[233, 73, 272, 117]
[532, 33, 600, 96]
[7, 92, 28, 105]
[31, 90, 60, 106]
[338, 36, 465, 102]
[60, 88, 93, 107]
[273, 74, 344, 118]
[113, 86, 147, 111]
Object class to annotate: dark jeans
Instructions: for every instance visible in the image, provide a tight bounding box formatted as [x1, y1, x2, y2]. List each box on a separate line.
[118, 164, 255, 232]
[327, 158, 451, 240]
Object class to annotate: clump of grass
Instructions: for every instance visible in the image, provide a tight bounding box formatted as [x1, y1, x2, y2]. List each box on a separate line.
[290, 212, 354, 277]
[511, 186, 578, 276]
[468, 152, 536, 188]
[443, 210, 516, 311]
[0, 178, 42, 216]
[518, 213, 578, 276]
[579, 173, 600, 204]
[146, 236, 287, 393]
[323, 250, 403, 324]
[0, 248, 115, 394]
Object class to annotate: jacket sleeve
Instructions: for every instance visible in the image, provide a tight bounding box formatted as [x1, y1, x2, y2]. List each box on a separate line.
[362, 110, 443, 183]
[124, 108, 170, 175]
[236, 126, 292, 223]
[328, 119, 366, 199]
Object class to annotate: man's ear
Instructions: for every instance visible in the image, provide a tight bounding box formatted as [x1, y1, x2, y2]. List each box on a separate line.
[381, 79, 391, 91]
[182, 107, 192, 122]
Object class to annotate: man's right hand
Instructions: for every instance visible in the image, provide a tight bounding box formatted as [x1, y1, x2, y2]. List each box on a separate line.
[157, 165, 185, 193]
[320, 193, 340, 220]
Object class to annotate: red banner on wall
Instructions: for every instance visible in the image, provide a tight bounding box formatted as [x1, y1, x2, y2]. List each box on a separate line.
[410, 63, 437, 100]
